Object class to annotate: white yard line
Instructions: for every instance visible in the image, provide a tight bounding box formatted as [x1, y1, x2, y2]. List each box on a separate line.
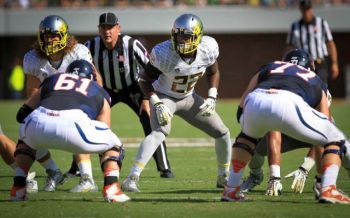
[120, 137, 215, 148]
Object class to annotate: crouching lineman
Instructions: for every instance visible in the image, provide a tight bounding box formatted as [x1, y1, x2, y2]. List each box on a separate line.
[10, 60, 130, 203]
[121, 13, 231, 192]
[221, 49, 350, 204]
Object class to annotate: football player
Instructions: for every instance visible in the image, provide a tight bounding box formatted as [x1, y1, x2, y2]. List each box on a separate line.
[121, 13, 231, 192]
[221, 49, 350, 204]
[23, 15, 100, 193]
[0, 124, 38, 192]
[11, 59, 130, 202]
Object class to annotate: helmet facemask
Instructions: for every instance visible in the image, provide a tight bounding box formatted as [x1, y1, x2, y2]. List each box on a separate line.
[171, 14, 203, 55]
[38, 15, 68, 56]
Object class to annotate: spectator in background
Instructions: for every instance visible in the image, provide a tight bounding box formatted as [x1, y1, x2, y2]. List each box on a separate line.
[8, 58, 25, 99]
[286, 0, 339, 84]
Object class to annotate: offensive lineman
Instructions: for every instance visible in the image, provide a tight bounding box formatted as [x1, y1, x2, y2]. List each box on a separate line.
[11, 59, 130, 202]
[121, 13, 231, 192]
[221, 49, 350, 204]
[23, 15, 98, 192]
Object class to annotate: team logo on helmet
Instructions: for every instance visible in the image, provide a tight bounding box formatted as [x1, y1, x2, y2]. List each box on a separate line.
[171, 14, 203, 55]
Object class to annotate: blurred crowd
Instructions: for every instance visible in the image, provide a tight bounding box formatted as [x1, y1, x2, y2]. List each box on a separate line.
[1, 0, 350, 9]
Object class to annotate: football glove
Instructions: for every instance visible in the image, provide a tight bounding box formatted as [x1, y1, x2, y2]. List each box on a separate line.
[150, 95, 172, 126]
[265, 177, 283, 196]
[199, 97, 216, 117]
[199, 87, 218, 117]
[285, 166, 308, 194]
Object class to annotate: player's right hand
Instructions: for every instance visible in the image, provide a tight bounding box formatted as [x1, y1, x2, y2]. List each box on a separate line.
[154, 102, 172, 126]
[285, 167, 308, 194]
[265, 177, 283, 196]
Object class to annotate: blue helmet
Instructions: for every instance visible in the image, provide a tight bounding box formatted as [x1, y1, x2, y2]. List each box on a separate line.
[66, 59, 96, 81]
[283, 49, 315, 71]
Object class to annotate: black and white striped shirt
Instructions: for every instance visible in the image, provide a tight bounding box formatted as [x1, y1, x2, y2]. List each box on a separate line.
[85, 34, 149, 91]
[286, 16, 333, 61]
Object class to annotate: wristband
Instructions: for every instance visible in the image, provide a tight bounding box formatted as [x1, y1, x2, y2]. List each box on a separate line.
[208, 87, 218, 99]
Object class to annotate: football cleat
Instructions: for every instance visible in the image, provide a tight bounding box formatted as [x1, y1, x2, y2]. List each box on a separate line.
[61, 170, 81, 184]
[44, 169, 64, 192]
[103, 182, 130, 203]
[313, 176, 322, 200]
[121, 174, 140, 192]
[10, 185, 28, 201]
[265, 176, 283, 196]
[319, 185, 350, 204]
[221, 186, 246, 202]
[240, 171, 264, 193]
[26, 171, 38, 194]
[69, 174, 98, 193]
[216, 174, 228, 188]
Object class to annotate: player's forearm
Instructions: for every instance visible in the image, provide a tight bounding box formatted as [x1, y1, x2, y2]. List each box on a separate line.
[138, 79, 155, 99]
[327, 41, 338, 65]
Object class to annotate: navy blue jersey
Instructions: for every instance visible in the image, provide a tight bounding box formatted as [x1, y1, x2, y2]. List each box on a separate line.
[40, 73, 111, 119]
[255, 61, 327, 108]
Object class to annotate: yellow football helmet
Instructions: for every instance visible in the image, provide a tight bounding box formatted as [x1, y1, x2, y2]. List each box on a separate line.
[38, 15, 69, 56]
[171, 14, 203, 55]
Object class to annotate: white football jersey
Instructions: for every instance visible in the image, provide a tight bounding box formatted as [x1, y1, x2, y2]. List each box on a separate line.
[150, 36, 219, 99]
[23, 43, 93, 82]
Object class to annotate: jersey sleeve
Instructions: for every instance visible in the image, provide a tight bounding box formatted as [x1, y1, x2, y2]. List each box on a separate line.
[23, 50, 38, 77]
[132, 39, 149, 69]
[149, 43, 165, 71]
[201, 36, 219, 65]
[75, 43, 93, 63]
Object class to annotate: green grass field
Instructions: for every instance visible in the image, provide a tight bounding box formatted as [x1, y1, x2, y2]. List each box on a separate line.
[0, 100, 350, 217]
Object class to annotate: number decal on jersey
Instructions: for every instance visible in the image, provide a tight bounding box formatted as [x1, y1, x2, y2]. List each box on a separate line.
[54, 74, 91, 95]
[171, 72, 203, 93]
[270, 61, 316, 81]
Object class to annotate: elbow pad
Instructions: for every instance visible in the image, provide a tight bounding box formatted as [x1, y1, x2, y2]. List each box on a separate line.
[16, 104, 34, 123]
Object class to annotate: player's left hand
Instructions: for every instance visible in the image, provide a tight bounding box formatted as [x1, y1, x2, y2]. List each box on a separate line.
[285, 167, 308, 193]
[199, 97, 216, 117]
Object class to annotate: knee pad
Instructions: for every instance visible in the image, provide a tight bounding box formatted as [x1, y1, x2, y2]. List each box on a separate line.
[323, 140, 346, 159]
[232, 132, 258, 156]
[100, 145, 125, 170]
[14, 140, 36, 161]
[232, 142, 255, 156]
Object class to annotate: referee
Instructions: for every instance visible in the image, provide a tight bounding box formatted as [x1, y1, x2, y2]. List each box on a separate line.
[84, 12, 174, 178]
[286, 0, 339, 84]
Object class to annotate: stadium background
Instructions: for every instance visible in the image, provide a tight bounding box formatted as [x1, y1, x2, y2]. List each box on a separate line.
[0, 4, 350, 99]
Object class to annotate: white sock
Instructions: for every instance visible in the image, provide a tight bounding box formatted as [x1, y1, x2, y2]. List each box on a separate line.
[269, 164, 280, 178]
[40, 158, 59, 171]
[300, 157, 315, 172]
[129, 165, 144, 177]
[78, 160, 93, 179]
[227, 160, 246, 187]
[322, 164, 339, 188]
[215, 132, 231, 176]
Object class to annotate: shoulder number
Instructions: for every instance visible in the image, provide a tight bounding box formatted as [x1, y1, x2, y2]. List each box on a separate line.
[270, 61, 316, 82]
[54, 74, 91, 96]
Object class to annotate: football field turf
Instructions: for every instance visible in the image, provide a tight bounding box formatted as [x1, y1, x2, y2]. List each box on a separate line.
[0, 100, 349, 217]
